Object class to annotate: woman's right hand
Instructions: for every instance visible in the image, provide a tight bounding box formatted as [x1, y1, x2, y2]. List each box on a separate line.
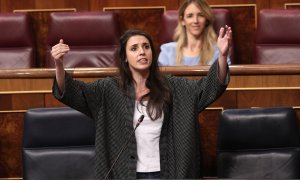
[51, 39, 70, 66]
[52, 39, 69, 93]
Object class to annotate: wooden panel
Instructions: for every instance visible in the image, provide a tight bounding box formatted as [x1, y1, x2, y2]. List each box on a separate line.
[210, 91, 237, 109]
[44, 93, 65, 107]
[0, 113, 23, 178]
[270, 0, 300, 8]
[0, 79, 53, 91]
[98, 0, 178, 8]
[211, 5, 256, 64]
[285, 3, 300, 9]
[230, 5, 256, 64]
[104, 7, 165, 54]
[237, 90, 300, 108]
[209, 0, 270, 11]
[199, 109, 222, 177]
[0, 95, 12, 110]
[0, 94, 44, 111]
[229, 74, 300, 88]
[0, 0, 35, 12]
[34, 0, 89, 10]
[34, 0, 66, 9]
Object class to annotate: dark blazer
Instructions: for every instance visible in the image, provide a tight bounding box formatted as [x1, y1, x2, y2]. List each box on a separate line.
[53, 61, 229, 179]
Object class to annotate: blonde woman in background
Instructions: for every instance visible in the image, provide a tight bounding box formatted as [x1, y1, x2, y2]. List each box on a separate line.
[158, 0, 231, 66]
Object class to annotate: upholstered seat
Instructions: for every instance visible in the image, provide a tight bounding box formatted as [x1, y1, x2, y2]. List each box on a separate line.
[217, 107, 300, 178]
[22, 107, 95, 180]
[0, 12, 35, 68]
[45, 11, 121, 68]
[255, 9, 300, 64]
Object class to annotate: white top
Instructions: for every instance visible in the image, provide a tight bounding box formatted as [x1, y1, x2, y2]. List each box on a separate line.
[158, 42, 231, 66]
[133, 101, 164, 172]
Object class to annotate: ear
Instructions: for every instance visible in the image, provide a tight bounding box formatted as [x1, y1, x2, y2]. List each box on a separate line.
[180, 16, 185, 26]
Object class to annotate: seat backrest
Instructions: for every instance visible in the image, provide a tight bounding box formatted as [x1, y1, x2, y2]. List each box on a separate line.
[255, 9, 300, 64]
[0, 12, 35, 68]
[159, 9, 234, 63]
[22, 107, 95, 180]
[217, 107, 300, 178]
[159, 10, 178, 45]
[45, 11, 121, 68]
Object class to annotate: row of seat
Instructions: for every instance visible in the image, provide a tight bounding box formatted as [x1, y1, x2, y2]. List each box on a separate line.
[0, 9, 299, 68]
[22, 106, 300, 179]
[0, 11, 120, 68]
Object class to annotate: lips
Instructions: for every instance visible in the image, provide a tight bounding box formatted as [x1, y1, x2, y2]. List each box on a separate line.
[192, 26, 201, 29]
[138, 58, 148, 63]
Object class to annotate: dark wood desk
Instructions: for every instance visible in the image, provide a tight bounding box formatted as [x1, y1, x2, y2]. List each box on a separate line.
[0, 64, 300, 178]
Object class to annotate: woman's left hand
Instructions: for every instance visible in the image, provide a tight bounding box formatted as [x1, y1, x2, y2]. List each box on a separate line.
[217, 25, 232, 57]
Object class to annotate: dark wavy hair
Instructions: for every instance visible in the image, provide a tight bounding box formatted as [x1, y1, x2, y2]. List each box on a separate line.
[118, 29, 170, 120]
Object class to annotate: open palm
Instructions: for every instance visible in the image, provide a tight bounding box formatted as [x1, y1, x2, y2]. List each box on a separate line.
[217, 25, 232, 57]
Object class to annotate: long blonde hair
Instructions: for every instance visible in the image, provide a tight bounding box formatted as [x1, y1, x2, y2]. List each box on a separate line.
[174, 0, 217, 65]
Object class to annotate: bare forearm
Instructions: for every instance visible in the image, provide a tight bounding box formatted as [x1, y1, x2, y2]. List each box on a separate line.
[218, 55, 228, 83]
[55, 61, 65, 94]
[217, 25, 232, 82]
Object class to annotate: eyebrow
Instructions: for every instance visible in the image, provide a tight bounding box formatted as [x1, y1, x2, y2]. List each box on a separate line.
[129, 42, 150, 47]
[186, 11, 203, 15]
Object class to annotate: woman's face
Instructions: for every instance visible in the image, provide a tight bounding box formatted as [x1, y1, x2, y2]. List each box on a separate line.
[126, 35, 153, 73]
[181, 3, 207, 38]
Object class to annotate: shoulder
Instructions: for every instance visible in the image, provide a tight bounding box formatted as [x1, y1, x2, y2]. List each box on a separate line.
[159, 42, 177, 66]
[164, 74, 188, 87]
[160, 42, 177, 51]
[103, 76, 119, 86]
[88, 76, 119, 89]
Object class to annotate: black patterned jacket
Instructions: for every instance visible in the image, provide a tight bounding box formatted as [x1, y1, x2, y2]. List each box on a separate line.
[53, 61, 229, 179]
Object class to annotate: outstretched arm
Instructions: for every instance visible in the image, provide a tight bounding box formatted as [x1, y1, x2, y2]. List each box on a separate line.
[217, 25, 232, 82]
[51, 39, 70, 94]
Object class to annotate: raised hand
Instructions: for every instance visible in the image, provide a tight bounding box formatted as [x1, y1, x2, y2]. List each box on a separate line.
[217, 25, 232, 57]
[52, 39, 69, 93]
[51, 39, 70, 65]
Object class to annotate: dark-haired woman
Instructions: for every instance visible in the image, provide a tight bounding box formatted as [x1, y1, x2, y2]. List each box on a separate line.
[52, 27, 231, 179]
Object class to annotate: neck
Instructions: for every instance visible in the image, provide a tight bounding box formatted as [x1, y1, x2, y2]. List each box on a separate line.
[132, 72, 149, 100]
[132, 70, 148, 84]
[186, 33, 202, 52]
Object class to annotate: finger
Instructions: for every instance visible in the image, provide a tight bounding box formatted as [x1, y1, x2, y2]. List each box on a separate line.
[51, 47, 69, 59]
[52, 47, 69, 56]
[52, 44, 69, 52]
[227, 27, 232, 39]
[52, 43, 66, 50]
[59, 39, 64, 44]
[219, 27, 225, 38]
[226, 29, 233, 46]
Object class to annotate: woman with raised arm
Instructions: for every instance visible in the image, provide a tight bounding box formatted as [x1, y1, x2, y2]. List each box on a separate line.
[52, 26, 231, 179]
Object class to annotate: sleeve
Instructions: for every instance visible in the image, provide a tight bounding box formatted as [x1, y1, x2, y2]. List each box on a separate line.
[193, 60, 230, 112]
[158, 43, 176, 66]
[52, 72, 104, 119]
